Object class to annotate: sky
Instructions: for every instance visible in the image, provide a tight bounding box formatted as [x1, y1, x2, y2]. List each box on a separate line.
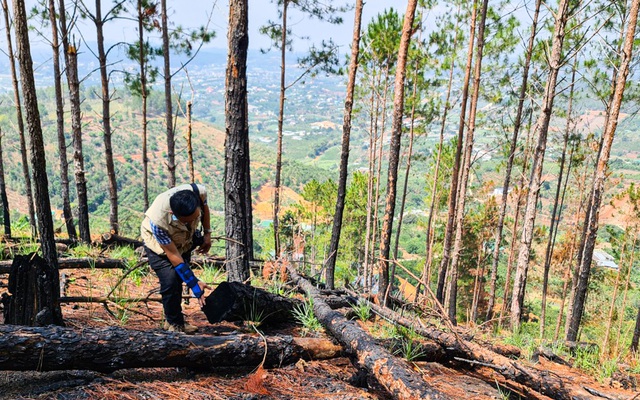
[17, 0, 408, 53]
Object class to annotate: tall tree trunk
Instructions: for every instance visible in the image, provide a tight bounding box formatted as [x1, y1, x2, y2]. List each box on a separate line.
[12, 0, 63, 325]
[498, 108, 534, 330]
[470, 240, 485, 322]
[631, 304, 640, 352]
[363, 76, 378, 290]
[552, 140, 579, 342]
[325, 0, 363, 289]
[390, 65, 418, 293]
[566, 0, 639, 342]
[161, 0, 175, 187]
[540, 64, 576, 338]
[187, 101, 194, 182]
[138, 0, 149, 210]
[486, 0, 541, 322]
[422, 8, 460, 293]
[94, 0, 118, 234]
[615, 231, 637, 353]
[225, 0, 252, 282]
[446, 0, 489, 323]
[59, 0, 90, 243]
[371, 69, 389, 281]
[601, 232, 628, 356]
[378, 0, 417, 304]
[1, 0, 36, 238]
[436, 1, 477, 303]
[511, 0, 571, 332]
[564, 150, 591, 338]
[0, 129, 10, 236]
[273, 0, 288, 258]
[49, 0, 76, 241]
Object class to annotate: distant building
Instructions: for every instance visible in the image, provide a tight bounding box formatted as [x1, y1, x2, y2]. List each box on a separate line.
[592, 249, 619, 270]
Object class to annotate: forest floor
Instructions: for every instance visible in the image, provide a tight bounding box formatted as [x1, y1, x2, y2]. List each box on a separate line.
[0, 263, 639, 400]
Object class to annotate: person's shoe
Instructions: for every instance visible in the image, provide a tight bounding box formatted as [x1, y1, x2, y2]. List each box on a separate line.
[163, 321, 184, 333]
[183, 322, 198, 334]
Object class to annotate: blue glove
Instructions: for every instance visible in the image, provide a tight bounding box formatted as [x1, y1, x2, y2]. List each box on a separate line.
[174, 262, 203, 298]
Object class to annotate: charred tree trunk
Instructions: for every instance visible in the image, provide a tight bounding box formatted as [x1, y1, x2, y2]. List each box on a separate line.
[0, 129, 10, 237]
[11, 0, 63, 326]
[225, 0, 252, 282]
[288, 267, 449, 399]
[378, 0, 418, 304]
[0, 325, 340, 372]
[325, 0, 363, 289]
[2, 254, 63, 326]
[1, 0, 36, 238]
[49, 0, 76, 241]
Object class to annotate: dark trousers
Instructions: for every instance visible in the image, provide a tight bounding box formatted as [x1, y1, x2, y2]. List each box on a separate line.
[145, 246, 192, 326]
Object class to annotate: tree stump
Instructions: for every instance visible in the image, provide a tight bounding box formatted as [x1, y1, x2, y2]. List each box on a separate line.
[1, 253, 64, 326]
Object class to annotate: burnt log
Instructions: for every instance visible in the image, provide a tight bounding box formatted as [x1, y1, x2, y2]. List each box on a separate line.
[368, 299, 600, 400]
[2, 254, 64, 326]
[0, 257, 128, 274]
[0, 257, 264, 275]
[323, 293, 358, 309]
[202, 281, 303, 325]
[98, 232, 144, 249]
[0, 324, 341, 372]
[288, 267, 449, 400]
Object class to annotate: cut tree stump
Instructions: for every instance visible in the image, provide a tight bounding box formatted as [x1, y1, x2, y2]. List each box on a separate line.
[202, 281, 302, 325]
[287, 266, 449, 400]
[0, 324, 341, 372]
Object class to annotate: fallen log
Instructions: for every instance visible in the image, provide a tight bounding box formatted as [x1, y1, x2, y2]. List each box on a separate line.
[415, 361, 522, 399]
[58, 295, 189, 303]
[0, 324, 341, 372]
[0, 258, 129, 274]
[98, 232, 144, 248]
[0, 256, 264, 275]
[202, 281, 302, 325]
[287, 267, 449, 400]
[366, 298, 599, 400]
